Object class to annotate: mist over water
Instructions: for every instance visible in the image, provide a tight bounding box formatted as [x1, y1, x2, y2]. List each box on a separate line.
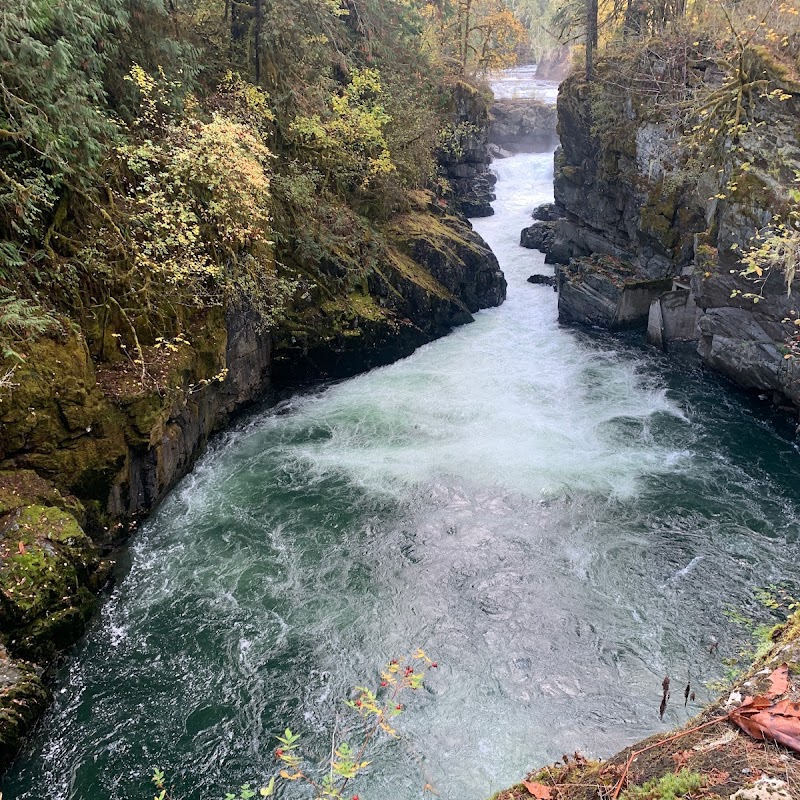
[5, 75, 800, 800]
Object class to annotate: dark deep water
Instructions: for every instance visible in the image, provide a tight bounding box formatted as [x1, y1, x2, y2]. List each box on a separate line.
[4, 81, 800, 800]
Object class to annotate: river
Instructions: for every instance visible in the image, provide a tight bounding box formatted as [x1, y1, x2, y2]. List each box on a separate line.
[4, 76, 800, 800]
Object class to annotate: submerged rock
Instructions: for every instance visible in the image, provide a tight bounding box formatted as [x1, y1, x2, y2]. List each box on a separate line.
[527, 274, 556, 287]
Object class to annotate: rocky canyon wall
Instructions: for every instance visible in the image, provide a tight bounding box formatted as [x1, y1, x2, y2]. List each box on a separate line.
[526, 50, 800, 411]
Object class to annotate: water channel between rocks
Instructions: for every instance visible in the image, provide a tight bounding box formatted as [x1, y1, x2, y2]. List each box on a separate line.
[4, 75, 800, 800]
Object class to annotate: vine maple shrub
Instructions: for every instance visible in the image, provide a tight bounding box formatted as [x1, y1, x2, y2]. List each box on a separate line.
[268, 650, 439, 799]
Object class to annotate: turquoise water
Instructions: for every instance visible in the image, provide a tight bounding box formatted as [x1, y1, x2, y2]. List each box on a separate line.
[4, 140, 800, 800]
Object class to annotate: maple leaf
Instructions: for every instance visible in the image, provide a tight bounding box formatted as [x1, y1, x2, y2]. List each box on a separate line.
[522, 781, 552, 799]
[730, 695, 800, 752]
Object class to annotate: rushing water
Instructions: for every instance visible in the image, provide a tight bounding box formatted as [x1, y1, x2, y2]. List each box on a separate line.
[489, 64, 559, 104]
[5, 78, 800, 800]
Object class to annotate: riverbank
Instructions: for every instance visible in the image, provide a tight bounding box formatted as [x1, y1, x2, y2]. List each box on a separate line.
[0, 195, 506, 769]
[493, 614, 800, 800]
[528, 42, 800, 415]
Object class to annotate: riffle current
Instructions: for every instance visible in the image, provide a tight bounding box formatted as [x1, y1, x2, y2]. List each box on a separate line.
[4, 76, 800, 800]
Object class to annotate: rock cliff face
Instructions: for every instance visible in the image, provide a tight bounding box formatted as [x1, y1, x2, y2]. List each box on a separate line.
[0, 193, 505, 768]
[543, 54, 800, 411]
[489, 99, 558, 157]
[534, 47, 572, 81]
[439, 82, 497, 217]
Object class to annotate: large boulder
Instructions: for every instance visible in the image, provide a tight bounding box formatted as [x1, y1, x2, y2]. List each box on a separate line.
[489, 99, 558, 154]
[556, 255, 672, 330]
[520, 221, 556, 253]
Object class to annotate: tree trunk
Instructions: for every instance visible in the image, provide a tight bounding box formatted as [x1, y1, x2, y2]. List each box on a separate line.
[254, 0, 262, 83]
[585, 0, 598, 80]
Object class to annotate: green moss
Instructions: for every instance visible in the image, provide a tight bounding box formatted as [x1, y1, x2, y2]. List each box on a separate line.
[385, 247, 455, 298]
[0, 503, 99, 659]
[389, 210, 487, 259]
[0, 470, 83, 521]
[730, 170, 775, 208]
[621, 769, 705, 800]
[745, 45, 800, 93]
[0, 654, 50, 769]
[639, 191, 679, 249]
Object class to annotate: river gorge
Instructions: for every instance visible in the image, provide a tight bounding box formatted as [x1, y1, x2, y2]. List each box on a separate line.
[3, 71, 800, 800]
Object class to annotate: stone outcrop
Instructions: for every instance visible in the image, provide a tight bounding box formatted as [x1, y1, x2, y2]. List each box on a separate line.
[0, 190, 506, 768]
[439, 82, 496, 217]
[0, 648, 49, 767]
[489, 99, 558, 156]
[272, 199, 506, 383]
[532, 202, 562, 222]
[520, 221, 556, 252]
[646, 284, 701, 350]
[692, 268, 800, 407]
[548, 74, 707, 277]
[556, 255, 672, 330]
[543, 50, 800, 411]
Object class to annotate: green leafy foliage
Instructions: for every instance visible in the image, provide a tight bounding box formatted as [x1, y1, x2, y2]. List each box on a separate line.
[0, 0, 125, 247]
[291, 68, 395, 194]
[0, 0, 509, 365]
[149, 652, 439, 800]
[269, 651, 439, 799]
[421, 0, 526, 74]
[76, 67, 288, 337]
[0, 293, 61, 361]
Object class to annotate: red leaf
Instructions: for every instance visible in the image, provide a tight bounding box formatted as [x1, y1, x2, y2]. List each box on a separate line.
[17, 541, 25, 555]
[730, 697, 800, 753]
[522, 781, 552, 799]
[730, 708, 767, 740]
[736, 695, 772, 714]
[766, 664, 790, 699]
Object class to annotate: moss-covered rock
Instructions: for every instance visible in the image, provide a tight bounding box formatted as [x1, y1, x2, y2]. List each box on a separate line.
[272, 194, 505, 384]
[0, 175, 505, 767]
[0, 650, 49, 770]
[0, 502, 101, 662]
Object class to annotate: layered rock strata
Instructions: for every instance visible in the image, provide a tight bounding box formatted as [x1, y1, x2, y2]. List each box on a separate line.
[539, 52, 800, 411]
[439, 82, 497, 217]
